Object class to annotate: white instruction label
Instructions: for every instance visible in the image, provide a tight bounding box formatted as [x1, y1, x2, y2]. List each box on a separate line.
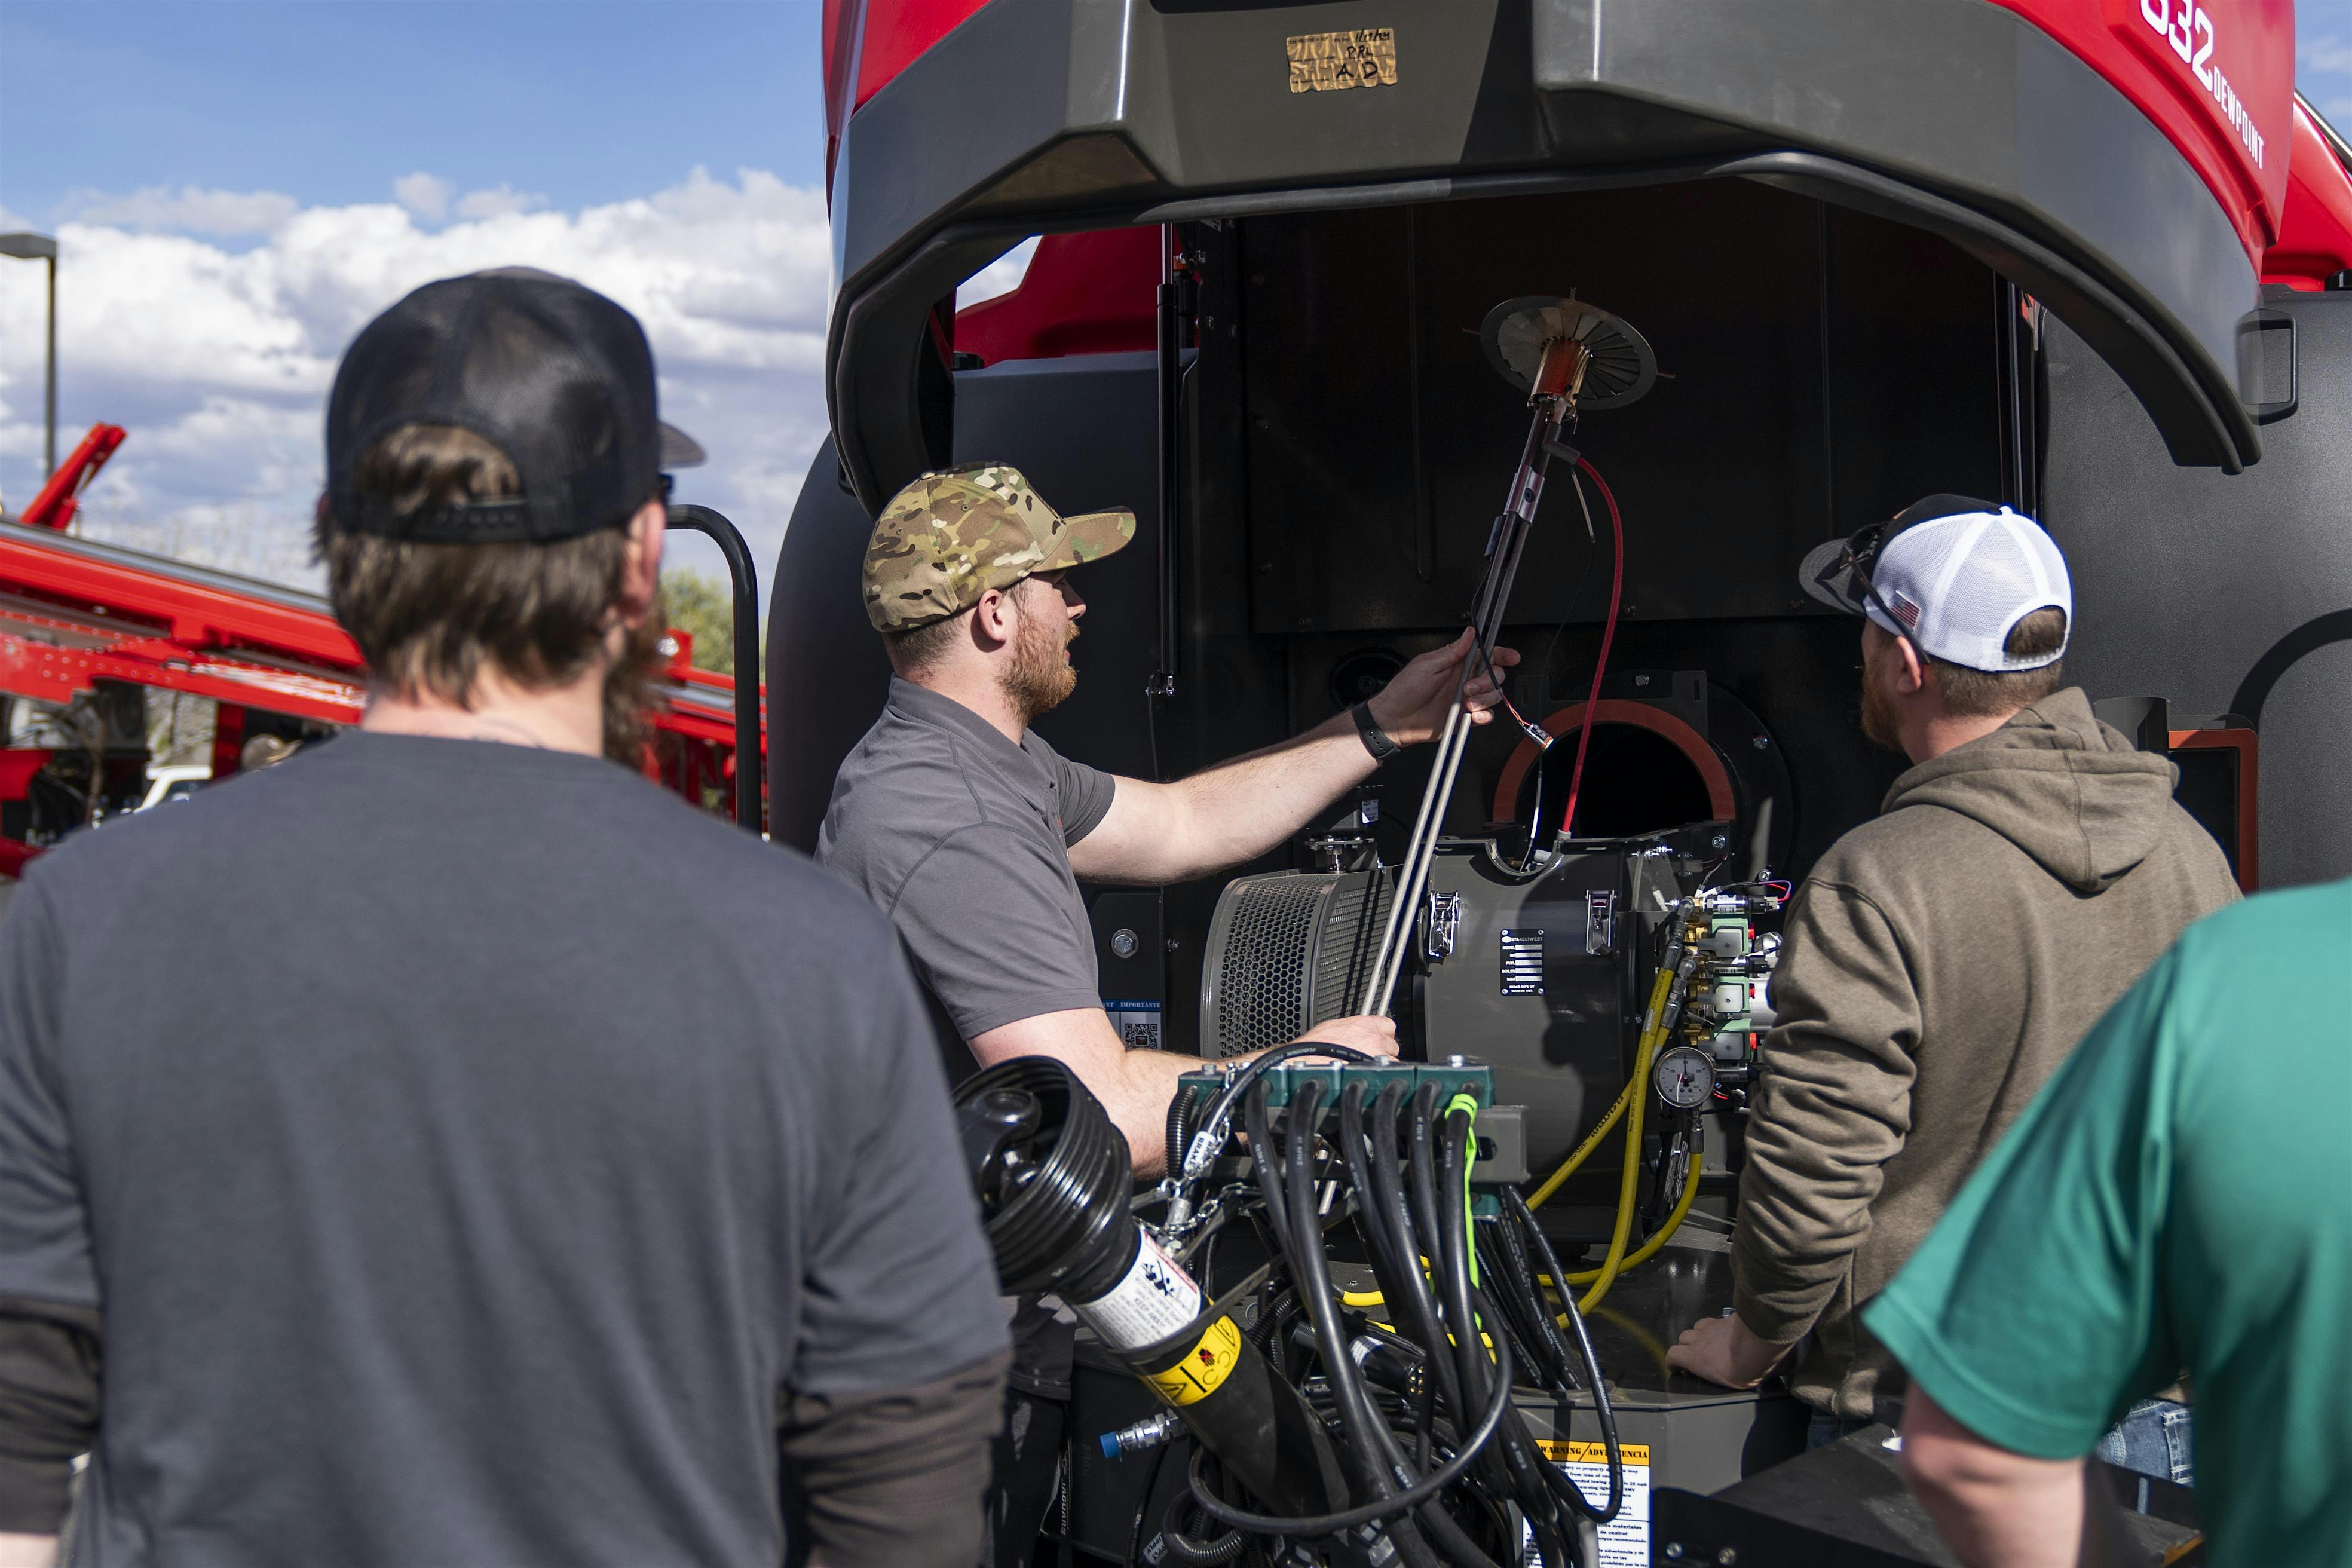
[1521, 1441, 1650, 1567]
[1073, 1231, 1201, 1351]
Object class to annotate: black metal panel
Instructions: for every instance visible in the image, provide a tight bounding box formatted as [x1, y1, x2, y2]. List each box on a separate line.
[1238, 185, 2001, 634]
[1533, 0, 2255, 461]
[825, 0, 2261, 514]
[2045, 292, 2352, 887]
[1655, 1426, 2201, 1566]
[953, 353, 1165, 784]
[766, 439, 892, 855]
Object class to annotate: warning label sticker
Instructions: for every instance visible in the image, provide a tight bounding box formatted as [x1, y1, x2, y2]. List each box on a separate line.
[1078, 1232, 1200, 1351]
[1522, 1441, 1650, 1567]
[1145, 1316, 1242, 1407]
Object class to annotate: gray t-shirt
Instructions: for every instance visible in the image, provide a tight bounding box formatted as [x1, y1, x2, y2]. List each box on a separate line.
[816, 678, 1116, 1079]
[0, 732, 1006, 1568]
[816, 679, 1117, 1400]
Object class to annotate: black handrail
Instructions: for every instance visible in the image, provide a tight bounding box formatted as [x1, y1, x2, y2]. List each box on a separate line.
[666, 504, 763, 835]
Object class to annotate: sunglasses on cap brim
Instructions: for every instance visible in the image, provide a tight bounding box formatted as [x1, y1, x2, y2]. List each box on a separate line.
[1813, 518, 1916, 647]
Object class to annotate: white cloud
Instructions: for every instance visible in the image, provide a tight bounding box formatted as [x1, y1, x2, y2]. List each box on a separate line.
[60, 185, 301, 237]
[0, 168, 837, 594]
[392, 172, 452, 222]
[453, 185, 547, 220]
[2299, 35, 2352, 75]
[957, 235, 1039, 310]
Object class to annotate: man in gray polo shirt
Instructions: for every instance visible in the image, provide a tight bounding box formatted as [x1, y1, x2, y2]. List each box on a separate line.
[818, 462, 1515, 1564]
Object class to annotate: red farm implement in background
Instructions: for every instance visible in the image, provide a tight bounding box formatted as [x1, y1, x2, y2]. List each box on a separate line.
[0, 477, 764, 878]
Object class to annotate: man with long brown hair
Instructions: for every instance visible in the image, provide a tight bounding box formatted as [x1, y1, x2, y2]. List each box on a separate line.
[0, 271, 1008, 1568]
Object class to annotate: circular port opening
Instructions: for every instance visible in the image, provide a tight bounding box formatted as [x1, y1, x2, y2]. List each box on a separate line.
[1492, 699, 1737, 841]
[1517, 722, 1719, 837]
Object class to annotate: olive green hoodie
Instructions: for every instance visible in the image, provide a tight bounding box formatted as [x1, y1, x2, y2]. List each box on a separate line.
[1732, 687, 2237, 1420]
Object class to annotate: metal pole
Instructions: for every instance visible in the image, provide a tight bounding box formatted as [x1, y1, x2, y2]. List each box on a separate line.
[666, 503, 764, 835]
[1150, 224, 1181, 700]
[44, 255, 57, 478]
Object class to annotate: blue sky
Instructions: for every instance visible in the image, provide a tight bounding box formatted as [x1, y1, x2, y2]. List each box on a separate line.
[2, 1, 827, 226]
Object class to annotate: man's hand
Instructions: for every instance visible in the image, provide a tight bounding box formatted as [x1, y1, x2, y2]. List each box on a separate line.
[1289, 1014, 1399, 1062]
[1667, 1312, 1793, 1389]
[1367, 629, 1520, 746]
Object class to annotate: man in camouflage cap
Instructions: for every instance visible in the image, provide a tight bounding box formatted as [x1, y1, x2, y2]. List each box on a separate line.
[862, 462, 1135, 633]
[818, 460, 1515, 1566]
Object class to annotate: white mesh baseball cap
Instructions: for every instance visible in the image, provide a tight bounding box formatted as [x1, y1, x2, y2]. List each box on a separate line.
[1799, 495, 2071, 673]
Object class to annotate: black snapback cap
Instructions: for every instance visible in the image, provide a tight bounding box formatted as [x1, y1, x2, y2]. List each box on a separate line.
[326, 268, 701, 544]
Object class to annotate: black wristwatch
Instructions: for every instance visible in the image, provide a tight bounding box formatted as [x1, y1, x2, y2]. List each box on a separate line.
[1352, 701, 1401, 764]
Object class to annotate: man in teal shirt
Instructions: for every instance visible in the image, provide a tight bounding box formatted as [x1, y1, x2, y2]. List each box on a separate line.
[1864, 879, 2352, 1567]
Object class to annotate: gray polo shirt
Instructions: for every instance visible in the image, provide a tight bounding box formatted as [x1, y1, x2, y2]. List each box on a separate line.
[817, 680, 1119, 1402]
[816, 678, 1116, 1081]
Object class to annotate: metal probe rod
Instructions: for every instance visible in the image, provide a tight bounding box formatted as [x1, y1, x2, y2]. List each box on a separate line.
[1361, 367, 1574, 1015]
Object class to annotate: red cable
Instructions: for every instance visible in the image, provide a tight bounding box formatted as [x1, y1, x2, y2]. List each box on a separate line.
[1559, 456, 1624, 837]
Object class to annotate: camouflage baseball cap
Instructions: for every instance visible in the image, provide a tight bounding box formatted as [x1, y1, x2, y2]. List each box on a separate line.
[863, 462, 1135, 632]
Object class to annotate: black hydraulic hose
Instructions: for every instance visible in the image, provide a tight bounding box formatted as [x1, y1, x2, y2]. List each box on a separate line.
[1370, 1084, 1468, 1427]
[1336, 1084, 1410, 1306]
[1349, 1093, 1514, 1568]
[1242, 1081, 1291, 1252]
[1280, 1081, 1444, 1568]
[1474, 1228, 1551, 1391]
[1166, 1085, 1195, 1189]
[1503, 1187, 1623, 1524]
[1411, 1086, 1511, 1508]
[1434, 1110, 1572, 1568]
[1183, 1041, 1382, 1188]
[1471, 1279, 1576, 1568]
[1162, 1491, 1247, 1566]
[1185, 1325, 1515, 1537]
[1486, 1216, 1575, 1395]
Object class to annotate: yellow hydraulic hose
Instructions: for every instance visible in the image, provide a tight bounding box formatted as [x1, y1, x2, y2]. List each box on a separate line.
[1570, 1022, 1658, 1313]
[1553, 1148, 1701, 1291]
[1526, 963, 1676, 1210]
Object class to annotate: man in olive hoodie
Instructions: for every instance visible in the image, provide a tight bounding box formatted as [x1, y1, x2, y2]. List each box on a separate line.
[1667, 497, 2236, 1461]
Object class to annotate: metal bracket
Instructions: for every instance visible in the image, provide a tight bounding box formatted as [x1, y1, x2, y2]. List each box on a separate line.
[1423, 889, 1462, 963]
[1585, 889, 1617, 955]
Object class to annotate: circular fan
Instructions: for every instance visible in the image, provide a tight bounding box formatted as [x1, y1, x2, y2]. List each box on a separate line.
[1479, 295, 1658, 411]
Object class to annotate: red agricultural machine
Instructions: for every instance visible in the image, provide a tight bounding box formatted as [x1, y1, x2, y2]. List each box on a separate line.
[0, 427, 763, 874]
[774, 2, 2352, 1560]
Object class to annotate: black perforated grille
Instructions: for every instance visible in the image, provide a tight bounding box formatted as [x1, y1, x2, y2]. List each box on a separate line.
[1206, 871, 1396, 1059]
[1210, 876, 1326, 1058]
[1310, 877, 1393, 1027]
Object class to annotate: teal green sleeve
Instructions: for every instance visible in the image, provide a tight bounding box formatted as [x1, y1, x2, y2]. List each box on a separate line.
[1863, 950, 2184, 1460]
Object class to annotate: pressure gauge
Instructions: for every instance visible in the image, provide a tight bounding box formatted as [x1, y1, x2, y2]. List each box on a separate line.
[1653, 1046, 1716, 1110]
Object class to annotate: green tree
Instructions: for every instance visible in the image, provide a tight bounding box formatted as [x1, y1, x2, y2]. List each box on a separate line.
[662, 568, 739, 676]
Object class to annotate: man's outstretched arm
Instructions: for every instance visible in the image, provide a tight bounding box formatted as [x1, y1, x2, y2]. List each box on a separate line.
[970, 1007, 1397, 1177]
[1070, 630, 1517, 886]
